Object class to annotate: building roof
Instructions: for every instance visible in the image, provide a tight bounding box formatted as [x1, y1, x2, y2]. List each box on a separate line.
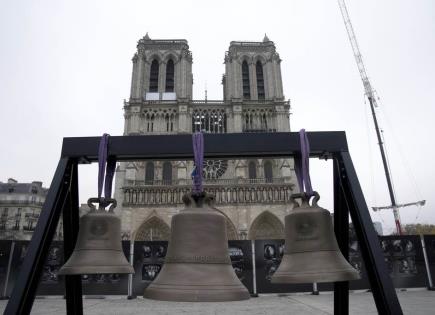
[0, 180, 48, 196]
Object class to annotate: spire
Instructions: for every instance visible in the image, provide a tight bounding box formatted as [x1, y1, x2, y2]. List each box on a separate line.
[144, 32, 150, 40]
[263, 33, 270, 42]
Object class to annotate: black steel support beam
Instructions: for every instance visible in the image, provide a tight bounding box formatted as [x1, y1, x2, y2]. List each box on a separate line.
[62, 162, 83, 315]
[4, 158, 72, 315]
[333, 158, 350, 315]
[338, 151, 403, 315]
[61, 132, 348, 161]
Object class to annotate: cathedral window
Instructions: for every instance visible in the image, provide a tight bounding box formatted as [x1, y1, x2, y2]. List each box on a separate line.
[256, 61, 265, 100]
[192, 109, 227, 133]
[248, 161, 257, 180]
[165, 59, 175, 92]
[149, 60, 159, 92]
[146, 113, 155, 132]
[162, 162, 172, 184]
[242, 61, 250, 100]
[145, 162, 155, 185]
[264, 161, 273, 183]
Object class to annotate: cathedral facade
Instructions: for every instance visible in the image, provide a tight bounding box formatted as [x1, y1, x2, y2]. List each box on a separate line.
[114, 34, 297, 242]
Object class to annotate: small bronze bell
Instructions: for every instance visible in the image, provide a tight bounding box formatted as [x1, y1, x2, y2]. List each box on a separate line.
[58, 198, 134, 275]
[272, 192, 360, 283]
[143, 192, 250, 302]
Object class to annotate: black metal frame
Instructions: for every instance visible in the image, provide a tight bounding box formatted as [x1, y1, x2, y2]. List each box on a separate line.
[4, 132, 403, 315]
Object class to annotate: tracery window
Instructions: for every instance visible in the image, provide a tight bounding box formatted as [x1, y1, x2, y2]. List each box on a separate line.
[242, 109, 275, 132]
[162, 162, 172, 184]
[149, 59, 159, 92]
[248, 161, 257, 180]
[256, 61, 265, 100]
[203, 160, 228, 179]
[145, 162, 155, 185]
[165, 59, 175, 92]
[146, 113, 155, 132]
[264, 160, 273, 183]
[242, 61, 250, 100]
[165, 113, 174, 132]
[192, 109, 227, 133]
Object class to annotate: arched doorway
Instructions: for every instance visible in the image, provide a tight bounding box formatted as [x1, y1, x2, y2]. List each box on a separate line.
[134, 216, 171, 241]
[248, 211, 284, 240]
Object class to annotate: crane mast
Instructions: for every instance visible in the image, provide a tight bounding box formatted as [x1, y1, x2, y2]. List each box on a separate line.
[337, 0, 425, 235]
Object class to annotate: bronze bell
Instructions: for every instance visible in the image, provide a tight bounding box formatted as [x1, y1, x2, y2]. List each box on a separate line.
[58, 198, 134, 275]
[143, 192, 250, 302]
[271, 192, 360, 283]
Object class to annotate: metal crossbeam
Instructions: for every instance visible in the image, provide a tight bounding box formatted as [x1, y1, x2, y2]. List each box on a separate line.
[61, 132, 347, 161]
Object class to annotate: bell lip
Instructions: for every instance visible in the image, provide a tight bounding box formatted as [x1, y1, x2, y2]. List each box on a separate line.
[58, 265, 134, 275]
[143, 286, 250, 302]
[271, 269, 360, 284]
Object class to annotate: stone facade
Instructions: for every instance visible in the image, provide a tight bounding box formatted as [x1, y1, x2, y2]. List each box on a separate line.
[115, 34, 297, 241]
[0, 178, 63, 240]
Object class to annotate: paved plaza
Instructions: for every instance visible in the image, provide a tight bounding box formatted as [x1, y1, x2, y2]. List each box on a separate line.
[1, 289, 434, 314]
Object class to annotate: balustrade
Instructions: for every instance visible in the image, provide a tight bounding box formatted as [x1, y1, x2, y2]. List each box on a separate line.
[123, 181, 294, 206]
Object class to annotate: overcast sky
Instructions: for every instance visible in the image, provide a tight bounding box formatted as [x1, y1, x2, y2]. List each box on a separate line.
[1, 0, 434, 234]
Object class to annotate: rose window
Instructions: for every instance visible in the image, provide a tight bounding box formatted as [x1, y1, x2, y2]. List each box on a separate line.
[203, 160, 228, 179]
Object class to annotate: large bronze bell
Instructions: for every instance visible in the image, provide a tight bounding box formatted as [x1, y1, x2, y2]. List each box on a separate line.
[143, 192, 250, 301]
[58, 198, 134, 275]
[272, 192, 360, 283]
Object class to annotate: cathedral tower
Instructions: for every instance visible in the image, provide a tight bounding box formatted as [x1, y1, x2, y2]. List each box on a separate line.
[129, 33, 193, 102]
[223, 35, 284, 102]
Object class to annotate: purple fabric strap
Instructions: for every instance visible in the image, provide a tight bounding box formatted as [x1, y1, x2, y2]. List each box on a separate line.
[192, 132, 204, 193]
[294, 129, 313, 195]
[98, 133, 116, 202]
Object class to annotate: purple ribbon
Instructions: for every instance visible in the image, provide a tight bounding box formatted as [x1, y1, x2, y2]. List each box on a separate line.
[192, 132, 204, 193]
[98, 133, 116, 203]
[294, 129, 313, 195]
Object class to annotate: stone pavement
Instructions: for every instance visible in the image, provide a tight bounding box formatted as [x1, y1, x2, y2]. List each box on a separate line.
[1, 289, 434, 314]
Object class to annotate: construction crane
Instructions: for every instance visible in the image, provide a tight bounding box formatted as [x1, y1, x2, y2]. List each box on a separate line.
[337, 0, 425, 235]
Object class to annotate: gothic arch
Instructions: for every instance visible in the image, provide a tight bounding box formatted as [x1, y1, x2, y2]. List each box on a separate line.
[134, 216, 171, 241]
[248, 211, 284, 240]
[162, 51, 180, 64]
[253, 55, 267, 65]
[146, 51, 163, 63]
[237, 54, 252, 65]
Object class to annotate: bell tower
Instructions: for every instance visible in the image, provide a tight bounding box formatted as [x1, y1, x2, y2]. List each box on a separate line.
[222, 35, 284, 102]
[129, 33, 193, 102]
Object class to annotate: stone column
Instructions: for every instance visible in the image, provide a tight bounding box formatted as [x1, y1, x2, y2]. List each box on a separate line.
[232, 104, 243, 132]
[129, 106, 141, 133]
[137, 54, 146, 99]
[265, 61, 275, 100]
[142, 60, 150, 97]
[158, 61, 165, 98]
[175, 60, 181, 97]
[276, 60, 284, 99]
[180, 58, 186, 99]
[249, 62, 258, 100]
[123, 112, 130, 135]
[130, 54, 139, 99]
[275, 105, 289, 132]
[226, 107, 233, 132]
[177, 103, 189, 133]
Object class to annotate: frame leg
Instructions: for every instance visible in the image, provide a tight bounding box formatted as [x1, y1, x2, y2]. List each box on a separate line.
[62, 162, 83, 315]
[338, 152, 402, 315]
[333, 158, 349, 315]
[4, 158, 71, 315]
